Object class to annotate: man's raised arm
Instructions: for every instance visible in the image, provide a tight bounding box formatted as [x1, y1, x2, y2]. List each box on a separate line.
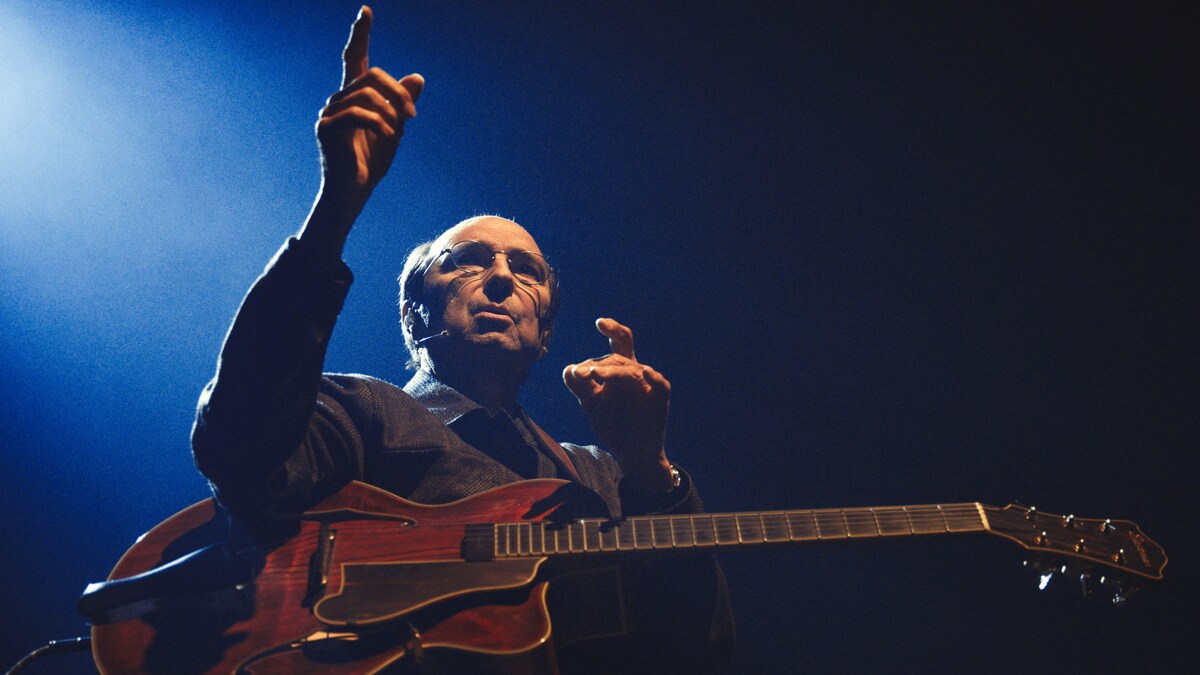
[192, 6, 421, 510]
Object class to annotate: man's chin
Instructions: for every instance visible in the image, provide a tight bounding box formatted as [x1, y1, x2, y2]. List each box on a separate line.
[462, 330, 528, 354]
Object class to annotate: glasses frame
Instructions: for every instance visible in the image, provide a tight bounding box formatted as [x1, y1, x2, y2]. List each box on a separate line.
[429, 240, 554, 286]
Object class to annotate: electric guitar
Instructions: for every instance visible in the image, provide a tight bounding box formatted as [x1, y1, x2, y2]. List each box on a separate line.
[81, 480, 1166, 674]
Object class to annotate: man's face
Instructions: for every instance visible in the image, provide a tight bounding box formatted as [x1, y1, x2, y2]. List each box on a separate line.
[419, 217, 552, 362]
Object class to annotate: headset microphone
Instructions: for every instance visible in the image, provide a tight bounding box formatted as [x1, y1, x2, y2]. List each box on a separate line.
[415, 330, 451, 346]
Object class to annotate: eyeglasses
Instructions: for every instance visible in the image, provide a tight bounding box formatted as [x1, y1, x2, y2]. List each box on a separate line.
[433, 240, 553, 285]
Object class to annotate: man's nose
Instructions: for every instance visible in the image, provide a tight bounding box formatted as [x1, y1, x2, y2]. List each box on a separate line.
[482, 254, 516, 296]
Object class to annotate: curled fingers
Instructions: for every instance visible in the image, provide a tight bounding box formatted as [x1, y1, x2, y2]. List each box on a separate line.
[323, 86, 399, 128]
[329, 68, 421, 118]
[318, 104, 397, 139]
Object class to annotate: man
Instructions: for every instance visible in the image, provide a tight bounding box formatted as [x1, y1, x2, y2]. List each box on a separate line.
[192, 7, 732, 672]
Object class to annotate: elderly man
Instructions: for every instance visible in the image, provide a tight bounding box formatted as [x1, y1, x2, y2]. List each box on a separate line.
[192, 7, 732, 672]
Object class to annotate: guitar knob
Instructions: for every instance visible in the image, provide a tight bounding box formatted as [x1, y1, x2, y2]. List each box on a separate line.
[1026, 506, 1038, 521]
[1035, 531, 1048, 546]
[1100, 519, 1116, 534]
[1112, 548, 1126, 564]
[1062, 514, 1075, 528]
[1074, 538, 1086, 553]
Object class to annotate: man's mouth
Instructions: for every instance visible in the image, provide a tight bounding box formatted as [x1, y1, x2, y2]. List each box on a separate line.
[473, 305, 514, 323]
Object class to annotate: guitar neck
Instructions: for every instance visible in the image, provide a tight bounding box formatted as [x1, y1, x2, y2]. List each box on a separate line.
[480, 503, 989, 560]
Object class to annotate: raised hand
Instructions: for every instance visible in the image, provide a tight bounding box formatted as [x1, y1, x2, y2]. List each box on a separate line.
[316, 6, 424, 201]
[563, 318, 675, 493]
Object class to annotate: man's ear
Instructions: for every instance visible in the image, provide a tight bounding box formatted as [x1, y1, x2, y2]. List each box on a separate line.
[401, 300, 424, 335]
[538, 326, 553, 357]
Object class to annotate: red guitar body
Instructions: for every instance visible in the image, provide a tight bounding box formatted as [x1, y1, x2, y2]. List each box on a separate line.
[90, 480, 587, 674]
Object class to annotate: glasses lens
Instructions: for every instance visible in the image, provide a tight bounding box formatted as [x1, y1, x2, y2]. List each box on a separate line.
[448, 241, 491, 273]
[508, 251, 550, 284]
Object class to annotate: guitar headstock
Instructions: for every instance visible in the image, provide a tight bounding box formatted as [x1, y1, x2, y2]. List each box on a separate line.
[983, 504, 1166, 601]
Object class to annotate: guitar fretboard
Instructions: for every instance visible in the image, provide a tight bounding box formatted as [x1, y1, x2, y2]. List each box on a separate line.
[484, 504, 987, 559]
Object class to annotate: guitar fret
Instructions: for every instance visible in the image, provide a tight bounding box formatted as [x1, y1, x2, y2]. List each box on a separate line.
[617, 519, 635, 550]
[946, 506, 982, 532]
[845, 509, 879, 538]
[532, 523, 544, 555]
[762, 513, 790, 542]
[875, 507, 912, 536]
[786, 512, 816, 541]
[599, 522, 617, 551]
[715, 515, 739, 545]
[574, 521, 586, 552]
[736, 514, 763, 543]
[920, 507, 942, 535]
[910, 506, 947, 535]
[694, 515, 717, 546]
[671, 516, 695, 547]
[651, 517, 672, 548]
[814, 511, 848, 539]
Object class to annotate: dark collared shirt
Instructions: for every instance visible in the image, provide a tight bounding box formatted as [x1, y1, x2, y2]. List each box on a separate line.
[404, 368, 575, 481]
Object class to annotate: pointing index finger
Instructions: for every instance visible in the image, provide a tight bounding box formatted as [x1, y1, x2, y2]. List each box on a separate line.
[596, 317, 636, 360]
[341, 6, 373, 88]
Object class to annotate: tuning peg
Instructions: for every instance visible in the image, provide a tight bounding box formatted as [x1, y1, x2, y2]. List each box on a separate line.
[1038, 569, 1054, 591]
[1112, 583, 1140, 606]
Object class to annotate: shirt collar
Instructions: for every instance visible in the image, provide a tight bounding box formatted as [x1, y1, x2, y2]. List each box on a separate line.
[403, 369, 523, 425]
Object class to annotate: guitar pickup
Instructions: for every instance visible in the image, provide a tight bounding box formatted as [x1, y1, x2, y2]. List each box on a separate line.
[303, 523, 336, 607]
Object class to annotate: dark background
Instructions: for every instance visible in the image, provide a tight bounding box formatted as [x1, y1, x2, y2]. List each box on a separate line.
[1, 1, 1195, 672]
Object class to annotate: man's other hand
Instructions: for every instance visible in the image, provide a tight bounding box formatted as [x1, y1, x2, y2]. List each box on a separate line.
[564, 318, 675, 494]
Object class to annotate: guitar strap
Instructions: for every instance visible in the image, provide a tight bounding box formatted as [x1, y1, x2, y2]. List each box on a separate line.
[527, 418, 582, 482]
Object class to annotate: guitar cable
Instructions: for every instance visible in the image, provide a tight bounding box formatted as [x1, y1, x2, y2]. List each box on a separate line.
[5, 636, 91, 675]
